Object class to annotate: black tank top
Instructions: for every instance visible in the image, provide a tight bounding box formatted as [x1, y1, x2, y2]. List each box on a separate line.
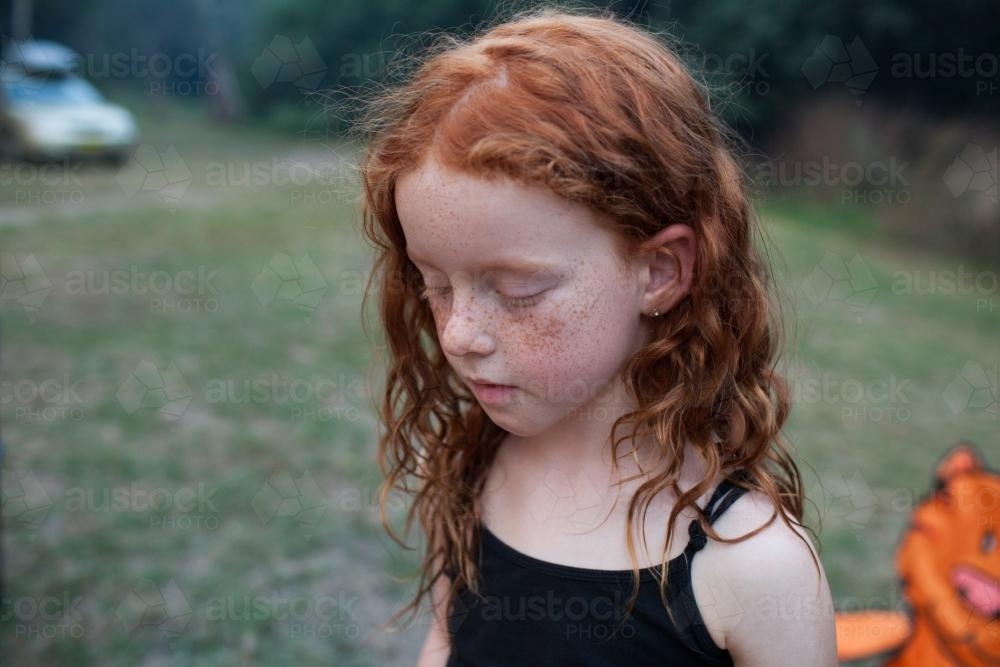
[444, 477, 749, 666]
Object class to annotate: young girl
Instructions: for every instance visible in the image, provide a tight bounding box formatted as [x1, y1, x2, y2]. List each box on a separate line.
[356, 6, 837, 666]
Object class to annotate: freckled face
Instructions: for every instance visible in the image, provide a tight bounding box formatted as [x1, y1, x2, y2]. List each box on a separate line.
[394, 155, 647, 436]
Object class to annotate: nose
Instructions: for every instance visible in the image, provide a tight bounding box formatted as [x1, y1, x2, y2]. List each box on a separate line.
[439, 294, 495, 357]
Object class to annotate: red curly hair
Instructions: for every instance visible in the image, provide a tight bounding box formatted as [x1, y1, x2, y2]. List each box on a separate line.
[351, 3, 818, 643]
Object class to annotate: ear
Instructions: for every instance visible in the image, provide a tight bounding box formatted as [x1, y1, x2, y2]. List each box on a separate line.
[934, 441, 983, 489]
[637, 224, 695, 316]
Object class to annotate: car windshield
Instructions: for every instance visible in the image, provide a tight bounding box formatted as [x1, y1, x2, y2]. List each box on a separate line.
[2, 74, 105, 106]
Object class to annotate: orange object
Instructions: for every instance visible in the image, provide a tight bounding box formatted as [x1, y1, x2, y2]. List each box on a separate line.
[835, 441, 1000, 665]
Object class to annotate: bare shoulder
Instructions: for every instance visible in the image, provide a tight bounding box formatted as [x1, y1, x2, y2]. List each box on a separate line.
[701, 489, 838, 666]
[711, 488, 811, 547]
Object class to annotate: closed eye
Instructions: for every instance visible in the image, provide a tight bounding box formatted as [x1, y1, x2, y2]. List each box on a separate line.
[504, 293, 543, 308]
[418, 285, 451, 301]
[417, 285, 544, 309]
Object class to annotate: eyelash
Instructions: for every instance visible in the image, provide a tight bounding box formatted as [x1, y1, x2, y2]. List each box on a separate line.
[418, 285, 542, 309]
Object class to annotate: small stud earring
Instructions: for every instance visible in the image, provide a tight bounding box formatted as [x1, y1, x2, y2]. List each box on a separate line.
[651, 309, 660, 318]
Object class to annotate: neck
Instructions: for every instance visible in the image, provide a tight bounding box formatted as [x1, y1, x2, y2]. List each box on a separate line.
[499, 373, 716, 507]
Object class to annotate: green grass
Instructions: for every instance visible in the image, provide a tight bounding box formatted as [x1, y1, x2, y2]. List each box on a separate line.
[1, 106, 996, 665]
[761, 199, 997, 619]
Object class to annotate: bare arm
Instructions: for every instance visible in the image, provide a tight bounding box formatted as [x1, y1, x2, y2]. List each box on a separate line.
[415, 570, 453, 667]
[413, 452, 454, 667]
[719, 496, 838, 667]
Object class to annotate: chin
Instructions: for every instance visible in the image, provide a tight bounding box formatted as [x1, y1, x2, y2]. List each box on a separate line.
[482, 403, 579, 439]
[484, 413, 533, 437]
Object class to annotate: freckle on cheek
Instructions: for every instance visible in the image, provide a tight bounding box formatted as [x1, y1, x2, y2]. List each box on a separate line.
[536, 315, 564, 353]
[512, 306, 570, 357]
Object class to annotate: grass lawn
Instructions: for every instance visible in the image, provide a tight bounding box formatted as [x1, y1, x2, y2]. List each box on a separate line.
[1, 108, 996, 665]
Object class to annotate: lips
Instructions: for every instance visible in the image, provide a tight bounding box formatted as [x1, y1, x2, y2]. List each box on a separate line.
[952, 565, 1000, 619]
[468, 377, 507, 386]
[467, 379, 516, 404]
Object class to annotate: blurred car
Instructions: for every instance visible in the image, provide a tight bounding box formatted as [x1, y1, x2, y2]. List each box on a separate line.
[0, 38, 138, 164]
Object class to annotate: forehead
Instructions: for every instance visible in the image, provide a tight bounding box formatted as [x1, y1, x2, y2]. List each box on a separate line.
[394, 156, 612, 270]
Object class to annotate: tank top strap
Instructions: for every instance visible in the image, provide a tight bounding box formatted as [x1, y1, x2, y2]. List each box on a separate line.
[705, 477, 749, 524]
[683, 476, 749, 557]
[664, 476, 750, 662]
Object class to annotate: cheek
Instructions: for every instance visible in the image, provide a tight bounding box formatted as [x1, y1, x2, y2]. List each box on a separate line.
[508, 286, 637, 386]
[506, 309, 566, 357]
